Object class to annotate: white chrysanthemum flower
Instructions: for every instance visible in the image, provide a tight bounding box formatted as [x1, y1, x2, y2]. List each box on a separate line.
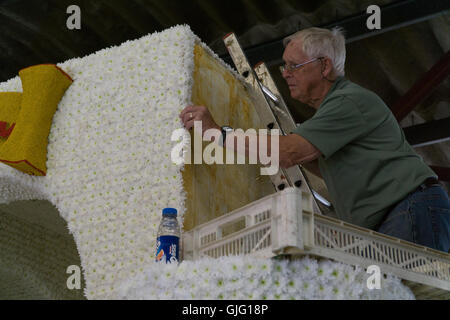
[272, 259, 289, 276]
[317, 282, 336, 300]
[299, 279, 316, 299]
[271, 273, 288, 295]
[296, 256, 318, 279]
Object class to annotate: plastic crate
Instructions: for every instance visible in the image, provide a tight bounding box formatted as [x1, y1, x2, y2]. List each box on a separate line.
[182, 188, 450, 298]
[183, 187, 312, 260]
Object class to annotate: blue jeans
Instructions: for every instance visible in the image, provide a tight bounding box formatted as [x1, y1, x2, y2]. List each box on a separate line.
[377, 184, 450, 253]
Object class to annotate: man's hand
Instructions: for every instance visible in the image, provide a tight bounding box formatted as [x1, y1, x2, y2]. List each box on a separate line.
[179, 105, 220, 135]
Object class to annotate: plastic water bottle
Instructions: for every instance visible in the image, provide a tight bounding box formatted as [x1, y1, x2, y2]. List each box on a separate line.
[155, 207, 180, 263]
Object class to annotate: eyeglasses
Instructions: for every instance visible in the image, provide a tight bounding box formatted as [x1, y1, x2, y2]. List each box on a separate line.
[279, 57, 323, 74]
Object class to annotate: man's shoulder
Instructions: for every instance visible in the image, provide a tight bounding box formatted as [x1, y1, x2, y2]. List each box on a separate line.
[335, 79, 378, 100]
[327, 79, 389, 113]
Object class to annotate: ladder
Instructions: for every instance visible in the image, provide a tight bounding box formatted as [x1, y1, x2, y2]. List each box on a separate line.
[223, 32, 331, 215]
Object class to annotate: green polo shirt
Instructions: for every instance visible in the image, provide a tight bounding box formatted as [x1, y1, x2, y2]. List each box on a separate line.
[292, 77, 436, 230]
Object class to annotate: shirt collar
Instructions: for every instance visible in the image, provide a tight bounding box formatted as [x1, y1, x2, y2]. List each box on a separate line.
[320, 76, 345, 107]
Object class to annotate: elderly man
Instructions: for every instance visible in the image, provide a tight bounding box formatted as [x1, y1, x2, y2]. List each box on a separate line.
[180, 27, 450, 253]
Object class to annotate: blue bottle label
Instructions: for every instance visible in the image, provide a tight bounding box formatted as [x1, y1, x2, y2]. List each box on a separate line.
[156, 235, 179, 263]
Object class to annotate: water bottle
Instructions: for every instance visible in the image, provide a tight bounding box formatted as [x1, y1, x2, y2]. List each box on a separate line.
[155, 207, 180, 263]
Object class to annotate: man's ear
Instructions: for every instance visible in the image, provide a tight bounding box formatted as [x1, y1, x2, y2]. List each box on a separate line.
[320, 57, 333, 79]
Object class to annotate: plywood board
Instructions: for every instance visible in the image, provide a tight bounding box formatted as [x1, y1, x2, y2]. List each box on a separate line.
[182, 45, 274, 230]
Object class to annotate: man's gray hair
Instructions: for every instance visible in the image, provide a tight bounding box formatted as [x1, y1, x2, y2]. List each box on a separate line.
[283, 27, 346, 76]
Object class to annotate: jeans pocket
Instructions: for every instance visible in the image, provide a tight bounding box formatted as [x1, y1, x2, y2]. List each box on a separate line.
[428, 206, 450, 253]
[428, 206, 450, 214]
[382, 209, 409, 225]
[378, 209, 414, 243]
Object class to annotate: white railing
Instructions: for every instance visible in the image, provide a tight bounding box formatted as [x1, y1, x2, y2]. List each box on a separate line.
[182, 188, 450, 297]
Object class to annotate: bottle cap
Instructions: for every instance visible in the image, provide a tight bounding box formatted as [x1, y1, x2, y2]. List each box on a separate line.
[162, 207, 177, 216]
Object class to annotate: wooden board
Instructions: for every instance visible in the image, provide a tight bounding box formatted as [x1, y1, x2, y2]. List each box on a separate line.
[182, 45, 274, 231]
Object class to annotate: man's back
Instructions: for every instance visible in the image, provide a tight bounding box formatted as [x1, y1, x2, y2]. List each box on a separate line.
[293, 77, 436, 229]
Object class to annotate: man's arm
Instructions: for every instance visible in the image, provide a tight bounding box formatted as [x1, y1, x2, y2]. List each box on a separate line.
[224, 132, 321, 169]
[179, 105, 322, 169]
[277, 134, 321, 168]
[301, 159, 322, 178]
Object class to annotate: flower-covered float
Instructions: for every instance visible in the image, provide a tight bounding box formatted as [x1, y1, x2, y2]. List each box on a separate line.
[0, 25, 414, 300]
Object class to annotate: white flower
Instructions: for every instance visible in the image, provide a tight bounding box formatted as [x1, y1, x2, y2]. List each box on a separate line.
[296, 256, 318, 280]
[271, 273, 288, 295]
[317, 281, 337, 299]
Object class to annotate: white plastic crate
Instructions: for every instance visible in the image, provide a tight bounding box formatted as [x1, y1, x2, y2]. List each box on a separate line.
[183, 188, 313, 260]
[182, 188, 450, 298]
